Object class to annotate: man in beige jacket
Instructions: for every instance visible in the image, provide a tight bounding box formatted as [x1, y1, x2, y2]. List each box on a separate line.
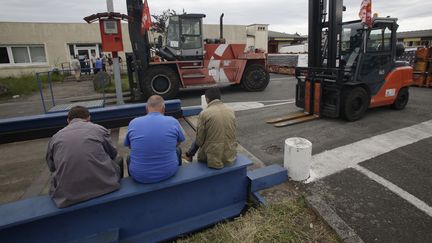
[71, 55, 81, 82]
[185, 88, 237, 169]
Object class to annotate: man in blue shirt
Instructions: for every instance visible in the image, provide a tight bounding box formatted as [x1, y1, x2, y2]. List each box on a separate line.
[124, 95, 185, 183]
[95, 57, 102, 74]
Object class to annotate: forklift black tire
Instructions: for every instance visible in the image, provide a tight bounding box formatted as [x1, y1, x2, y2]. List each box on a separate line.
[391, 87, 409, 110]
[143, 66, 180, 100]
[241, 64, 270, 92]
[342, 87, 369, 121]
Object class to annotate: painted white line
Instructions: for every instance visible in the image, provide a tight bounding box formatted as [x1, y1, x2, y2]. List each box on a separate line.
[256, 99, 295, 103]
[225, 101, 296, 112]
[225, 102, 264, 111]
[307, 120, 432, 182]
[261, 101, 295, 108]
[271, 77, 294, 81]
[354, 165, 432, 217]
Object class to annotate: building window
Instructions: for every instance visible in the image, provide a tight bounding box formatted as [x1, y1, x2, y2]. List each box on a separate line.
[30, 46, 47, 62]
[12, 47, 30, 63]
[0, 47, 10, 64]
[0, 45, 47, 65]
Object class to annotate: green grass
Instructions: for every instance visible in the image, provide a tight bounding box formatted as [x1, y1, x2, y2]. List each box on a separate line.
[0, 73, 65, 98]
[100, 74, 130, 93]
[177, 198, 340, 243]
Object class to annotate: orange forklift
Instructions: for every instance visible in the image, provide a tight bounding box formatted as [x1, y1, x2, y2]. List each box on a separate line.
[126, 0, 270, 100]
[267, 0, 413, 127]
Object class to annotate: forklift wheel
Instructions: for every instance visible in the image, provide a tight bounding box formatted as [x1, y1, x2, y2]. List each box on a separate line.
[342, 87, 369, 121]
[143, 66, 180, 100]
[391, 87, 409, 110]
[241, 64, 270, 91]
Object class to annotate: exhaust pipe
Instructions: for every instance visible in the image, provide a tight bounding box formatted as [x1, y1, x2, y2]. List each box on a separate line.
[220, 13, 224, 41]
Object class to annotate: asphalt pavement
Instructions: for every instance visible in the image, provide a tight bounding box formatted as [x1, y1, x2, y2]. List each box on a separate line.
[233, 75, 432, 242]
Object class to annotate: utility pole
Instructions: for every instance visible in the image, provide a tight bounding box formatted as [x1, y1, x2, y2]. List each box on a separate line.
[106, 0, 125, 105]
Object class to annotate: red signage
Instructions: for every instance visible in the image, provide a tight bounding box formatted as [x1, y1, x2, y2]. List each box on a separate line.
[99, 19, 124, 52]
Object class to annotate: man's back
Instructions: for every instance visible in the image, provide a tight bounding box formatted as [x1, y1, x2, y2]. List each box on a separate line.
[71, 59, 80, 70]
[196, 99, 237, 168]
[125, 112, 184, 183]
[47, 119, 120, 208]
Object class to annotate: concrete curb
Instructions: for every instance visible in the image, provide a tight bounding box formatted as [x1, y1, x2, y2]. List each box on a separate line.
[305, 195, 364, 243]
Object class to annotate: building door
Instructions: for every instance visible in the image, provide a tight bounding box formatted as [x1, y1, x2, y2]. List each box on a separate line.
[71, 44, 100, 70]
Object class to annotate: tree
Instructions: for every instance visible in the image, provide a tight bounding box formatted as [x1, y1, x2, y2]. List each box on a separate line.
[151, 9, 177, 34]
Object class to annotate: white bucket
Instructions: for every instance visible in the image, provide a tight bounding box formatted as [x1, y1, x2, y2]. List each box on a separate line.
[284, 137, 312, 181]
[201, 95, 208, 109]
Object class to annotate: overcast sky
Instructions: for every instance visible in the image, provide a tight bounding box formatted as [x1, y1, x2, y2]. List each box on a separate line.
[0, 0, 431, 34]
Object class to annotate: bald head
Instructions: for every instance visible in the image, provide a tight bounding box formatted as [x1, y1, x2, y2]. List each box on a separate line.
[146, 95, 165, 114]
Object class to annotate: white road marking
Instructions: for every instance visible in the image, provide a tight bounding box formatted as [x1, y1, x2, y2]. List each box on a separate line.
[354, 165, 432, 217]
[271, 77, 294, 81]
[225, 100, 296, 112]
[261, 101, 295, 108]
[256, 99, 295, 103]
[225, 102, 264, 111]
[307, 119, 432, 182]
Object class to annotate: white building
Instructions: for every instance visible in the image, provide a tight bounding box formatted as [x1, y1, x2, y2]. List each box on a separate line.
[0, 22, 268, 78]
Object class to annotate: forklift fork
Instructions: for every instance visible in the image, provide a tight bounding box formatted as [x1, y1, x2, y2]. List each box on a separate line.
[266, 111, 309, 124]
[266, 80, 321, 127]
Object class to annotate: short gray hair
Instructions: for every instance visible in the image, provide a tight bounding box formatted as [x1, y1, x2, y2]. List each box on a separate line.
[147, 95, 165, 109]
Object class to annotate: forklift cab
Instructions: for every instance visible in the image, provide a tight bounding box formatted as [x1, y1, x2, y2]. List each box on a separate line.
[340, 18, 404, 95]
[165, 14, 205, 60]
[357, 18, 402, 95]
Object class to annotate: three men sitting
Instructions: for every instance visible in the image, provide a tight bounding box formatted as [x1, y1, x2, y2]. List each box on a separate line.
[46, 89, 236, 207]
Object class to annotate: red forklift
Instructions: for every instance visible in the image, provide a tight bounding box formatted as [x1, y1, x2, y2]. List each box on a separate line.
[126, 0, 270, 100]
[267, 0, 413, 127]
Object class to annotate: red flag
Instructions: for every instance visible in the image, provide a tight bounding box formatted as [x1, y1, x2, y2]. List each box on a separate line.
[359, 0, 372, 27]
[140, 0, 152, 35]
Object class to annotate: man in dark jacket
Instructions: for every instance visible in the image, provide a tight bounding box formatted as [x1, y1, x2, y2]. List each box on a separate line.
[46, 106, 123, 208]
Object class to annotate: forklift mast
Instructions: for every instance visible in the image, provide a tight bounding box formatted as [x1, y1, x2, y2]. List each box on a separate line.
[126, 0, 150, 99]
[308, 0, 344, 69]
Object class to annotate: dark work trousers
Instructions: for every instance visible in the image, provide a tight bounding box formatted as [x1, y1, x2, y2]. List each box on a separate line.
[126, 147, 183, 176]
[176, 146, 182, 166]
[186, 141, 200, 158]
[84, 65, 91, 75]
[114, 156, 124, 178]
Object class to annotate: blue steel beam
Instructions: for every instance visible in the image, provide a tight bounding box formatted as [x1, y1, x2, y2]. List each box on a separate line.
[247, 164, 288, 192]
[0, 100, 202, 144]
[0, 155, 252, 243]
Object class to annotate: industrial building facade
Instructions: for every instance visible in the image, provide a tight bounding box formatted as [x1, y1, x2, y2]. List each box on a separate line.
[397, 29, 432, 48]
[0, 22, 268, 77]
